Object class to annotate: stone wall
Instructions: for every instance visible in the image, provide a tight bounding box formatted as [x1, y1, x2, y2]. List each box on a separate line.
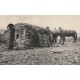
[4, 23, 51, 49]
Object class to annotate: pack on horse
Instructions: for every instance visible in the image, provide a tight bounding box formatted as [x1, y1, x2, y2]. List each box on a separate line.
[59, 27, 77, 44]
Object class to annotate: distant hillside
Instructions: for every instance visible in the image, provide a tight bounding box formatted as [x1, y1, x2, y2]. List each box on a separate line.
[0, 29, 5, 34]
[64, 37, 80, 42]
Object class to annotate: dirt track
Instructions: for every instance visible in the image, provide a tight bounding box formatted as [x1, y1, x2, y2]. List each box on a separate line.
[0, 42, 80, 65]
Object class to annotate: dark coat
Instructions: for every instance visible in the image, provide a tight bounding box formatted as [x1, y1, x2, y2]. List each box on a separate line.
[9, 27, 15, 48]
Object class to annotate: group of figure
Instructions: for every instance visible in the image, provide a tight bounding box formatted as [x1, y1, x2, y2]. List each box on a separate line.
[46, 26, 77, 45]
[46, 26, 63, 45]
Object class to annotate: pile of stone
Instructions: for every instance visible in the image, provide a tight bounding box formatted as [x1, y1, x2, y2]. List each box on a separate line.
[8, 23, 50, 49]
[38, 33, 49, 47]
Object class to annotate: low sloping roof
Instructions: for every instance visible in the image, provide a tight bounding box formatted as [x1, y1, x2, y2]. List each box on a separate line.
[14, 23, 48, 34]
[14, 23, 46, 30]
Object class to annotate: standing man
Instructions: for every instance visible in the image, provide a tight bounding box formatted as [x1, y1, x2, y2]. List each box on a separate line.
[7, 23, 15, 49]
[59, 27, 65, 45]
[53, 28, 57, 44]
[46, 26, 52, 45]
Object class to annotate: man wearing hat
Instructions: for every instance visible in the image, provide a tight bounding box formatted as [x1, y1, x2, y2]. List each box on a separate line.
[53, 28, 57, 43]
[7, 23, 15, 49]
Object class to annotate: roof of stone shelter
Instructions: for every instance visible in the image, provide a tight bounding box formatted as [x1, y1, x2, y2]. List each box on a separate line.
[14, 23, 46, 31]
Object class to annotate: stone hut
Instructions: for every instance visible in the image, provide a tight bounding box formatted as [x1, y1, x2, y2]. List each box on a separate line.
[4, 23, 52, 49]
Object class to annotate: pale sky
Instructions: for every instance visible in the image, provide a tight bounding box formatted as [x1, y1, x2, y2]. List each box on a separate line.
[0, 15, 80, 36]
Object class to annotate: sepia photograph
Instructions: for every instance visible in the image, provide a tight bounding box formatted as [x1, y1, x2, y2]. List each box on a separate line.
[1, 0, 80, 80]
[0, 15, 80, 65]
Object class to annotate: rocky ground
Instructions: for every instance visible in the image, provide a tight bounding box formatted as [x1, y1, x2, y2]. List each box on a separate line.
[0, 41, 80, 65]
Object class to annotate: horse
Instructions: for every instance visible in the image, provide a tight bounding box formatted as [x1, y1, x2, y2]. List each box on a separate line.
[61, 30, 77, 43]
[51, 29, 77, 45]
[57, 30, 77, 45]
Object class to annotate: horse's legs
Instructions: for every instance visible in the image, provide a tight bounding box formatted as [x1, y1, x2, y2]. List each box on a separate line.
[61, 35, 65, 45]
[73, 33, 77, 43]
[53, 37, 55, 44]
[63, 36, 65, 42]
[61, 38, 64, 45]
[73, 37, 76, 43]
[55, 37, 57, 43]
[59, 37, 61, 44]
[73, 40, 75, 43]
[75, 37, 77, 43]
[75, 35, 77, 43]
[59, 37, 64, 45]
[53, 36, 57, 44]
